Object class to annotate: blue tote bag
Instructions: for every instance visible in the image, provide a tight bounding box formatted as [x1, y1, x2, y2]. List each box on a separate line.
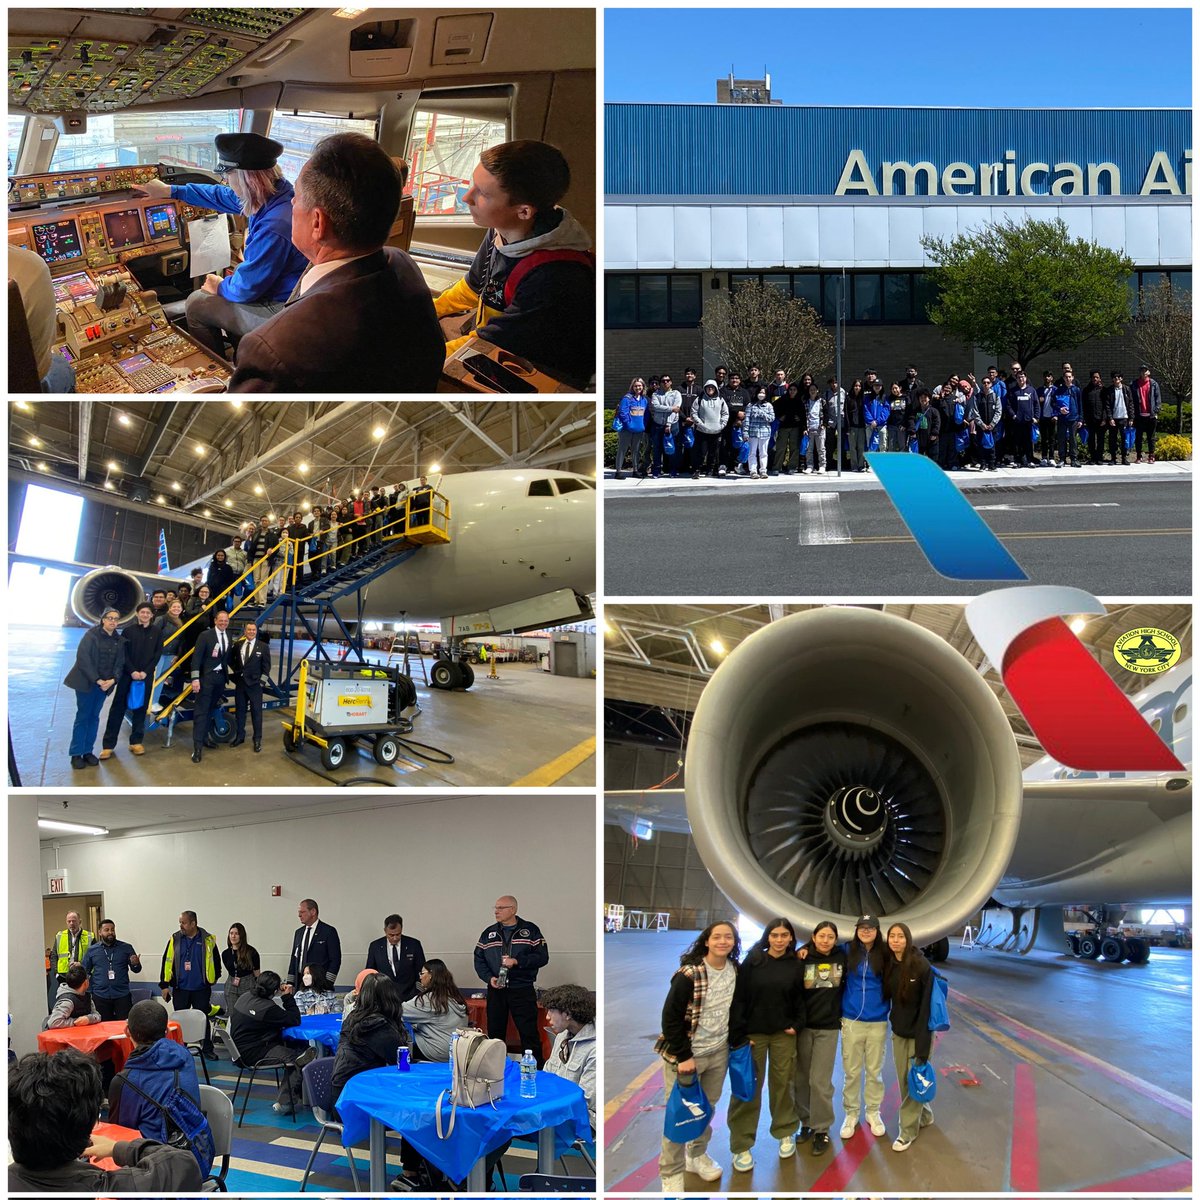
[727, 1042, 756, 1102]
[664, 1074, 714, 1143]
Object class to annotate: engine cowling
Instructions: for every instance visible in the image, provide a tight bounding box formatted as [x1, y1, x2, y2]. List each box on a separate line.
[685, 608, 1024, 946]
[70, 567, 147, 625]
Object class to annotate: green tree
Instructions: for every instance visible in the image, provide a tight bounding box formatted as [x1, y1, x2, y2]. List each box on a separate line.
[701, 279, 833, 385]
[921, 217, 1134, 367]
[1132, 278, 1192, 432]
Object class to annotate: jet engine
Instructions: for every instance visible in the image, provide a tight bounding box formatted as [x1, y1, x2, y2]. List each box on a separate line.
[685, 608, 1024, 947]
[70, 567, 148, 625]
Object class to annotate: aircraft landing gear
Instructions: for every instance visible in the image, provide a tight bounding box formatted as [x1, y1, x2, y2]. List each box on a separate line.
[429, 642, 476, 691]
[1067, 907, 1151, 965]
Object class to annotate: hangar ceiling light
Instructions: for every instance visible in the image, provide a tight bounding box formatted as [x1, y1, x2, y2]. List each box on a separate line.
[223, 499, 233, 508]
[28, 436, 40, 447]
[171, 482, 181, 492]
[117, 413, 131, 427]
[298, 462, 309, 475]
[373, 426, 386, 439]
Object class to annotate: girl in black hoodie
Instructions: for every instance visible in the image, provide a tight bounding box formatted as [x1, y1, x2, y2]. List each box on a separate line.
[794, 920, 847, 1154]
[726, 918, 805, 1170]
[883, 922, 934, 1152]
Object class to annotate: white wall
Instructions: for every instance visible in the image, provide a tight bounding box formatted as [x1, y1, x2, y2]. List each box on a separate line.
[606, 199, 1194, 269]
[31, 796, 594, 1005]
[11, 803, 49, 1056]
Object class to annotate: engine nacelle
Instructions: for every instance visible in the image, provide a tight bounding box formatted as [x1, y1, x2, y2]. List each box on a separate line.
[685, 608, 1024, 946]
[70, 567, 146, 625]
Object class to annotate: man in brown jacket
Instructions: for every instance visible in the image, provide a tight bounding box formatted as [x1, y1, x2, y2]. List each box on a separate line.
[229, 133, 443, 393]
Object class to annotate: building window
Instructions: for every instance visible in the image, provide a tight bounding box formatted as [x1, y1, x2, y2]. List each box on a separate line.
[1130, 269, 1192, 313]
[725, 270, 937, 325]
[405, 109, 508, 217]
[605, 273, 703, 328]
[271, 111, 380, 184]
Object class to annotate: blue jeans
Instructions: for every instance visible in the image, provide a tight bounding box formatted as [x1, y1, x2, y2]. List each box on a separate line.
[69, 684, 108, 756]
[41, 352, 76, 393]
[648, 424, 669, 474]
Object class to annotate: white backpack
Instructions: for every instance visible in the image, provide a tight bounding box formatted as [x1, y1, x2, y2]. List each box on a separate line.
[435, 1029, 508, 1138]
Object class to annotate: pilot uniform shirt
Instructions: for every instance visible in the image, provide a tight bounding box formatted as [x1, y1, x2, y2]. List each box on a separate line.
[167, 179, 308, 304]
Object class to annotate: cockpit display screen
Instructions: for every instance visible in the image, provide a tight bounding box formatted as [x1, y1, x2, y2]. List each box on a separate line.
[145, 202, 179, 241]
[102, 208, 145, 249]
[52, 270, 97, 304]
[31, 218, 83, 264]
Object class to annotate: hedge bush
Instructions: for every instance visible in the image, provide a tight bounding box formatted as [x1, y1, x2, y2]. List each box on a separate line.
[1152, 434, 1191, 461]
[1158, 403, 1192, 435]
[603, 409, 618, 467]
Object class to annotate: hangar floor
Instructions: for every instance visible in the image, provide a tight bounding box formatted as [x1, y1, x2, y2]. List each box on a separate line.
[604, 930, 1191, 1193]
[13, 626, 595, 788]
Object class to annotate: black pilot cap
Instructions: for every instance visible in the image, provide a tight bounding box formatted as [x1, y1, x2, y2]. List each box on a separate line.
[215, 132, 284, 172]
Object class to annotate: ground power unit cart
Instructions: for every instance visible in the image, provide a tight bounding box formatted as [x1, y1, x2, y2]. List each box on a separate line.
[282, 659, 418, 770]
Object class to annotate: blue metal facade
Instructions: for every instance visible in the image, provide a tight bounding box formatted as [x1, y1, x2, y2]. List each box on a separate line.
[605, 103, 1191, 197]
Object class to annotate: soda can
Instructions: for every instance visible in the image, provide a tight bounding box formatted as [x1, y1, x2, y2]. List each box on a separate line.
[397, 1045, 411, 1071]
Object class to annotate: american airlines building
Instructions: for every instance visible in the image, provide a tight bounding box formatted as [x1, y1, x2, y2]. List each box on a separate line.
[604, 103, 1191, 390]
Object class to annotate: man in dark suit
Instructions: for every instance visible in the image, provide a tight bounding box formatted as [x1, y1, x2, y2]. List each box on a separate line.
[364, 914, 426, 1002]
[189, 609, 232, 764]
[229, 620, 270, 751]
[287, 899, 341, 986]
[228, 133, 443, 393]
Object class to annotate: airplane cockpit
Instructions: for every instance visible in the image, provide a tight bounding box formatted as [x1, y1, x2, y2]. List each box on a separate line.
[7, 7, 596, 395]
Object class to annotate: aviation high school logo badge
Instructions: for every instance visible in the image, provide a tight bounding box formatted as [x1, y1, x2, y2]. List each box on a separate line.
[1113, 628, 1182, 675]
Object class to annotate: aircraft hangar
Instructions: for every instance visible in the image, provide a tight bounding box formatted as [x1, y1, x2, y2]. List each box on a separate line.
[603, 602, 1191, 1193]
[9, 399, 597, 789]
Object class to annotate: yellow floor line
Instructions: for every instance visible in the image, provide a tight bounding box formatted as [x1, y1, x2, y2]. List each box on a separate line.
[604, 1060, 662, 1120]
[510, 735, 596, 787]
[957, 1010, 1050, 1068]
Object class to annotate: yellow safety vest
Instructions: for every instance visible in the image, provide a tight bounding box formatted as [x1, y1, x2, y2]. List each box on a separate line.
[54, 928, 92, 976]
[163, 929, 218, 985]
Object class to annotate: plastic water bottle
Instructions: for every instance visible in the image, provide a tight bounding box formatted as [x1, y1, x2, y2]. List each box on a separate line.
[519, 1048, 537, 1098]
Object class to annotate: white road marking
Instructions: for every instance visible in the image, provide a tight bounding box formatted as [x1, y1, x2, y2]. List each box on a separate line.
[797, 493, 852, 545]
[974, 502, 1121, 511]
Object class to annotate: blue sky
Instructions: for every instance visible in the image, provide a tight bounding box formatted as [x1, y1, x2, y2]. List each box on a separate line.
[604, 9, 1192, 107]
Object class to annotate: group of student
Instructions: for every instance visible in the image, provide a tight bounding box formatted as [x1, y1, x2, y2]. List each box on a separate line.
[14, 958, 596, 1193]
[611, 361, 1167, 479]
[656, 913, 936, 1191]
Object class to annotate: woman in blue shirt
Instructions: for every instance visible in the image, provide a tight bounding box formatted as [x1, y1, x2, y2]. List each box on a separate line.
[133, 132, 308, 358]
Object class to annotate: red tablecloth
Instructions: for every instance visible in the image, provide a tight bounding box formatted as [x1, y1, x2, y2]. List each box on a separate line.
[37, 1019, 184, 1073]
[89, 1119, 143, 1171]
[465, 996, 552, 1061]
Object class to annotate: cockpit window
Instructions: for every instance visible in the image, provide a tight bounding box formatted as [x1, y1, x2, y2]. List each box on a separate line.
[527, 479, 555, 497]
[554, 478, 587, 494]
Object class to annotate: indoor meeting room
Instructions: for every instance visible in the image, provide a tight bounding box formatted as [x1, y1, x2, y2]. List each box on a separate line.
[9, 793, 596, 1193]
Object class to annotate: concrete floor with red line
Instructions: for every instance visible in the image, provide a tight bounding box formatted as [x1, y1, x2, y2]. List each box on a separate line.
[604, 930, 1191, 1192]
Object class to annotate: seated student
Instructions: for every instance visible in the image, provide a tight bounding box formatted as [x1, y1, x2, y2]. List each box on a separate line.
[401, 959, 469, 1062]
[229, 133, 444, 393]
[108, 1000, 207, 1157]
[294, 963, 337, 1014]
[44, 963, 101, 1030]
[341, 967, 378, 1020]
[330, 974, 410, 1111]
[132, 133, 308, 358]
[8, 1047, 202, 1192]
[229, 971, 313, 1116]
[433, 140, 594, 386]
[539, 984, 597, 1132]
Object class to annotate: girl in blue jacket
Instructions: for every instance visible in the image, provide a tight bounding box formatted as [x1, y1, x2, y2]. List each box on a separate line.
[839, 915, 890, 1141]
[613, 378, 648, 479]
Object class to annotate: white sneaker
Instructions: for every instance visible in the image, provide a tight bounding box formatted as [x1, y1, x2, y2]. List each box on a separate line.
[732, 1150, 754, 1173]
[685, 1152, 723, 1182]
[839, 1114, 857, 1139]
[892, 1136, 914, 1152]
[867, 1111, 886, 1136]
[778, 1134, 796, 1158]
[660, 1171, 685, 1193]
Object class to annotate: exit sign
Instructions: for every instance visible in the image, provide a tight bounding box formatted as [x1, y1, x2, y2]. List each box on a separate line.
[47, 869, 68, 895]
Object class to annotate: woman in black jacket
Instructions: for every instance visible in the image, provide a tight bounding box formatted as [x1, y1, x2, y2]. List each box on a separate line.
[883, 923, 934, 1152]
[727, 918, 804, 1170]
[230, 971, 311, 1115]
[205, 549, 236, 606]
[331, 974, 409, 1112]
[794, 920, 847, 1153]
[63, 609, 124, 770]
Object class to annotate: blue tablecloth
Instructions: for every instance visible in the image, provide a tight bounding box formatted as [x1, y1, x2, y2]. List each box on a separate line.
[337, 1058, 590, 1185]
[282, 1013, 344, 1051]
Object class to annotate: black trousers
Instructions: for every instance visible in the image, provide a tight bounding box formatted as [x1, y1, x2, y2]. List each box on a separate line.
[102, 673, 151, 749]
[94, 993, 133, 1022]
[192, 673, 227, 748]
[486, 984, 544, 1067]
[235, 679, 263, 740]
[173, 985, 214, 1052]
